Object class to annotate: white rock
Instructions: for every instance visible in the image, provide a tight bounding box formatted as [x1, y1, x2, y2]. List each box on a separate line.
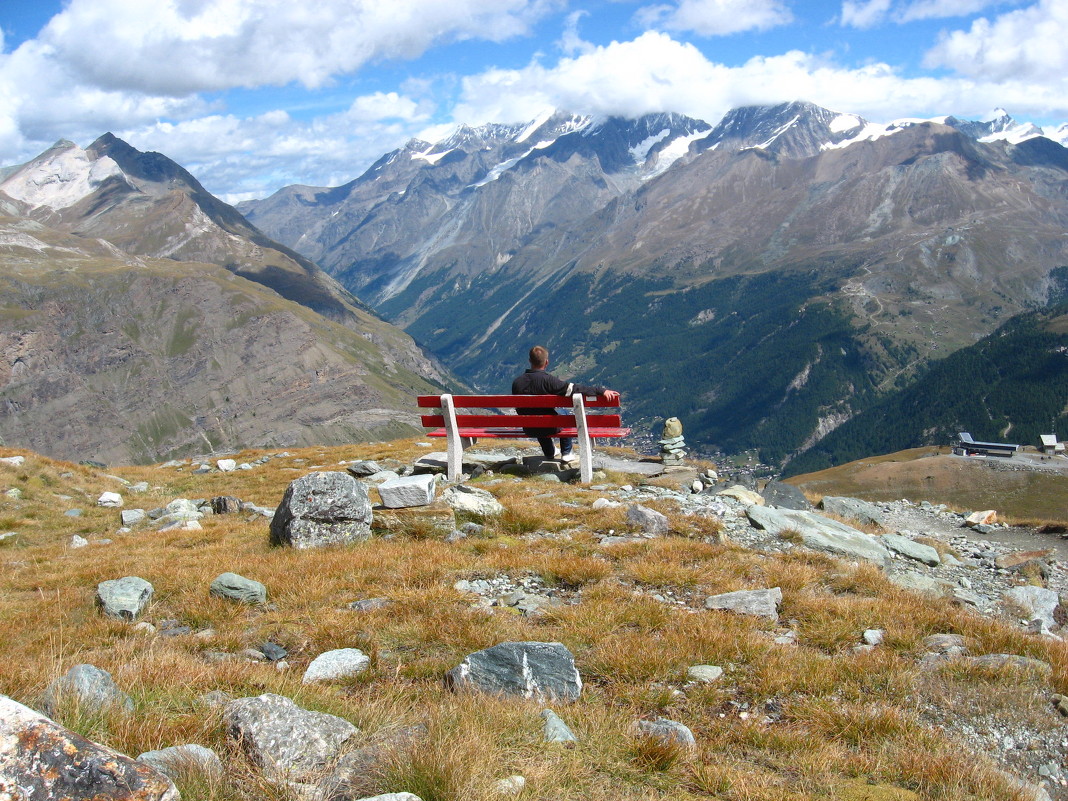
[97, 491, 124, 508]
[69, 535, 89, 549]
[494, 775, 526, 795]
[0, 456, 26, 467]
[302, 648, 371, 684]
[687, 665, 724, 683]
[378, 474, 436, 508]
[217, 459, 237, 472]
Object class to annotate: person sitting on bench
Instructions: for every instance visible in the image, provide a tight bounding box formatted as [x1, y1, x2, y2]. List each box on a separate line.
[511, 345, 619, 462]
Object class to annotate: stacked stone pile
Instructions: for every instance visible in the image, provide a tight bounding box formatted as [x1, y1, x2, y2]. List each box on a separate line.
[659, 417, 687, 466]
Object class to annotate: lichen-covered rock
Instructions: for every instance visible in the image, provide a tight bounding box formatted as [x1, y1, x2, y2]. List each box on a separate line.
[747, 506, 890, 567]
[270, 471, 373, 548]
[445, 641, 581, 702]
[441, 485, 504, 516]
[0, 694, 177, 801]
[223, 693, 357, 782]
[626, 504, 669, 535]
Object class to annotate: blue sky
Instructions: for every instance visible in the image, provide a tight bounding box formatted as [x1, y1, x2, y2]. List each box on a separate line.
[1, 0, 1066, 201]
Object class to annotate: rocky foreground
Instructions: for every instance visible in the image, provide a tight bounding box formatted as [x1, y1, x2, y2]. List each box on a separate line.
[1, 445, 1066, 801]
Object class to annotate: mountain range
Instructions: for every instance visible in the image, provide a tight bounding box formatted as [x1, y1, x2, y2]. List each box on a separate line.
[0, 136, 448, 464]
[239, 102, 1068, 466]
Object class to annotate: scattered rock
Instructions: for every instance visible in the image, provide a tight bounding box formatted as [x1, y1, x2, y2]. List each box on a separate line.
[705, 588, 782, 621]
[863, 629, 885, 646]
[1003, 585, 1060, 631]
[97, 576, 154, 620]
[494, 775, 526, 795]
[377, 474, 436, 508]
[967, 653, 1052, 675]
[819, 496, 886, 529]
[0, 455, 26, 467]
[441, 484, 505, 516]
[541, 708, 578, 744]
[211, 496, 243, 515]
[97, 491, 123, 507]
[760, 481, 813, 510]
[626, 504, 669, 535]
[747, 506, 890, 567]
[303, 648, 371, 684]
[69, 534, 88, 549]
[716, 486, 765, 506]
[137, 744, 224, 781]
[347, 597, 393, 612]
[346, 460, 383, 477]
[882, 533, 941, 566]
[633, 717, 697, 749]
[210, 572, 267, 604]
[0, 694, 177, 800]
[121, 509, 147, 526]
[965, 510, 998, 527]
[40, 663, 134, 717]
[446, 641, 582, 702]
[270, 471, 373, 548]
[217, 459, 237, 472]
[223, 693, 358, 783]
[687, 665, 724, 683]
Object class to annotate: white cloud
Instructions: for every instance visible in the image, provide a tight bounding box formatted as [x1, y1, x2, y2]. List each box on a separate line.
[36, 0, 564, 95]
[840, 0, 1009, 28]
[840, 0, 894, 28]
[924, 0, 1068, 81]
[636, 0, 793, 36]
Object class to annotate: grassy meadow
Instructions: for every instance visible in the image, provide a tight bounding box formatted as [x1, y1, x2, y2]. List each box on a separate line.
[1, 439, 1065, 800]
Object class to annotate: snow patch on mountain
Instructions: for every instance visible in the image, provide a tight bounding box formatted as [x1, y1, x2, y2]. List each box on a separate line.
[0, 143, 125, 210]
[829, 114, 863, 134]
[411, 147, 454, 165]
[468, 140, 555, 189]
[630, 129, 670, 164]
[642, 129, 708, 179]
[515, 109, 557, 144]
[744, 115, 800, 151]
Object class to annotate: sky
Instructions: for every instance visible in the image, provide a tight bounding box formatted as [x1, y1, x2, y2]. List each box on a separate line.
[2, 0, 1067, 202]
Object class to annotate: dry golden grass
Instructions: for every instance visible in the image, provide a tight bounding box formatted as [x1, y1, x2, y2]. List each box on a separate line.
[0, 441, 1063, 800]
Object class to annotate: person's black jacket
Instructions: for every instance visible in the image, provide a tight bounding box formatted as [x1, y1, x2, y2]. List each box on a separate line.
[511, 369, 605, 435]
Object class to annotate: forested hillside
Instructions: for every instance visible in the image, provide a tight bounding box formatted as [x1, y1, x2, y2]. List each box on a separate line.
[784, 298, 1068, 476]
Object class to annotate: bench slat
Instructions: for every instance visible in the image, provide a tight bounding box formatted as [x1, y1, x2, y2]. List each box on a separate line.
[425, 427, 631, 438]
[420, 414, 622, 429]
[418, 394, 620, 409]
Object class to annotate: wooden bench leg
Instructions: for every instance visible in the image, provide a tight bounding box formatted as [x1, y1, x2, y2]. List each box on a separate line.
[572, 394, 593, 483]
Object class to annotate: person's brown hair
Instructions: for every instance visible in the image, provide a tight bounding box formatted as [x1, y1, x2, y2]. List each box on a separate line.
[529, 345, 548, 368]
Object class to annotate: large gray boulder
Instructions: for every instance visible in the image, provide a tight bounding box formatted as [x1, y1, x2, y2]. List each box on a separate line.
[760, 481, 813, 511]
[40, 663, 134, 718]
[446, 641, 582, 702]
[746, 506, 890, 567]
[270, 471, 373, 548]
[223, 693, 358, 782]
[1004, 585, 1061, 631]
[818, 496, 886, 529]
[705, 588, 783, 621]
[97, 576, 154, 620]
[0, 695, 178, 801]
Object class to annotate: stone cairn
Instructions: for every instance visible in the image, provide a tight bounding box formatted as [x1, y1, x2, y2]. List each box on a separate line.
[659, 417, 686, 466]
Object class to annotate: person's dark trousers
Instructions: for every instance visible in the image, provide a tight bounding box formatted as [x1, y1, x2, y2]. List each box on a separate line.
[536, 436, 573, 459]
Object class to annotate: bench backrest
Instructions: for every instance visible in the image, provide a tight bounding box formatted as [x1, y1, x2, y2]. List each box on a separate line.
[418, 394, 621, 430]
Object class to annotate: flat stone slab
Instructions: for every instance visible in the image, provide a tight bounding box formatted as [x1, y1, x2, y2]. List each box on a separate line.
[819, 496, 886, 528]
[590, 454, 664, 476]
[747, 506, 890, 567]
[210, 572, 266, 604]
[705, 588, 782, 621]
[882, 533, 941, 566]
[1004, 585, 1060, 630]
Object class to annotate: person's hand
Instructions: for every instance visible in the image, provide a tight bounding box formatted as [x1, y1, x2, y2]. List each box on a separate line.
[602, 389, 620, 402]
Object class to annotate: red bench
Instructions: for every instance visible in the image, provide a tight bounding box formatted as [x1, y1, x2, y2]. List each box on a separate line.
[418, 394, 630, 482]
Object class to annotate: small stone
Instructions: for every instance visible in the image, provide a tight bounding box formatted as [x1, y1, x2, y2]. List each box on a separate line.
[965, 510, 997, 527]
[137, 744, 224, 781]
[541, 708, 578, 744]
[121, 509, 147, 526]
[40, 664, 134, 717]
[97, 491, 124, 508]
[863, 629, 885, 646]
[494, 775, 526, 795]
[217, 459, 237, 472]
[260, 642, 288, 661]
[96, 576, 154, 620]
[303, 648, 371, 684]
[377, 474, 437, 508]
[705, 588, 782, 621]
[69, 535, 89, 549]
[626, 504, 669, 535]
[634, 718, 696, 748]
[687, 665, 724, 683]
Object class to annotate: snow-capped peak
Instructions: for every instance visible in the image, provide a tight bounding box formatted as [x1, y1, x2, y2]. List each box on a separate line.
[0, 140, 125, 210]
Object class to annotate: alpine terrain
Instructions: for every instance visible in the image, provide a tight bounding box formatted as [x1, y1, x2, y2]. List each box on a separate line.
[242, 102, 1068, 467]
[0, 136, 450, 464]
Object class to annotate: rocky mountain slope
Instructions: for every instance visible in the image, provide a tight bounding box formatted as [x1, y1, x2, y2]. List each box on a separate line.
[0, 138, 451, 464]
[241, 103, 1068, 467]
